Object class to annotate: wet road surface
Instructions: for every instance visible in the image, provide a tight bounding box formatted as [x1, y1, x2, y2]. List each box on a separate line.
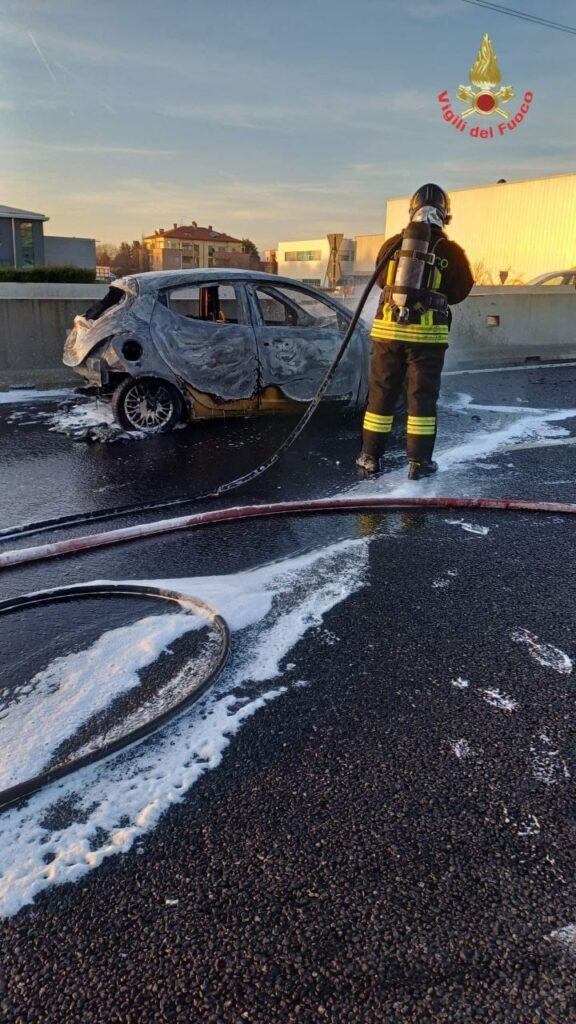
[1, 364, 576, 1022]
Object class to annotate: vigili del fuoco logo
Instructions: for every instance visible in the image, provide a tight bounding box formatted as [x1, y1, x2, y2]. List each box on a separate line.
[438, 34, 533, 139]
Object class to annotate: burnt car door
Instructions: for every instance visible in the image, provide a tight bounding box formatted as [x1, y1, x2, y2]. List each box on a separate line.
[247, 282, 367, 403]
[149, 281, 259, 400]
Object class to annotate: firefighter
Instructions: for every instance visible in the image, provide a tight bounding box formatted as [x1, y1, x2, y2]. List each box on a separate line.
[356, 183, 473, 480]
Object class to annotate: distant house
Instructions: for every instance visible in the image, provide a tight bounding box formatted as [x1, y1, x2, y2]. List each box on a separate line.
[0, 204, 96, 270]
[143, 223, 258, 271]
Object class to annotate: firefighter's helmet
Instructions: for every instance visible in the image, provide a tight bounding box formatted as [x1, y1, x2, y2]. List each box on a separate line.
[409, 184, 451, 225]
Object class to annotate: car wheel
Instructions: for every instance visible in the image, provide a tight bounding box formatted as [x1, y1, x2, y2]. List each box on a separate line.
[112, 376, 184, 432]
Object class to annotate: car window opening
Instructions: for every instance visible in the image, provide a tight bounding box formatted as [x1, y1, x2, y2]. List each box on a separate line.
[167, 284, 240, 325]
[256, 287, 309, 328]
[255, 285, 344, 332]
[84, 286, 125, 322]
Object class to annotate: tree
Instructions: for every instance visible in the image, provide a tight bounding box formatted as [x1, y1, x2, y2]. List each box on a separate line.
[112, 241, 149, 276]
[130, 240, 150, 272]
[472, 260, 494, 286]
[96, 243, 118, 266]
[241, 238, 260, 259]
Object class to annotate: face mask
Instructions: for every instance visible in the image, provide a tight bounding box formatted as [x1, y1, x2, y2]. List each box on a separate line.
[411, 205, 445, 228]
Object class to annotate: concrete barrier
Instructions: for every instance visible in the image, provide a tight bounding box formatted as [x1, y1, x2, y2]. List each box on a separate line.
[0, 284, 106, 386]
[447, 286, 576, 369]
[1, 283, 575, 387]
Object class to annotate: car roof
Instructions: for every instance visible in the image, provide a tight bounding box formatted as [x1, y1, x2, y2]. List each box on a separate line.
[116, 268, 319, 293]
[111, 268, 360, 319]
[527, 270, 576, 284]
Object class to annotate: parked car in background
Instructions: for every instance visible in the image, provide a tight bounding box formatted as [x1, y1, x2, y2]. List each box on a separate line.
[63, 270, 370, 432]
[527, 270, 576, 286]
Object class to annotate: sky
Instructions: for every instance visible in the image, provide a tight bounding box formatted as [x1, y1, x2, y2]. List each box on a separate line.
[0, 0, 575, 251]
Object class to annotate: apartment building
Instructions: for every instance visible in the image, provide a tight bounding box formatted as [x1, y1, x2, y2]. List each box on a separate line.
[143, 222, 246, 271]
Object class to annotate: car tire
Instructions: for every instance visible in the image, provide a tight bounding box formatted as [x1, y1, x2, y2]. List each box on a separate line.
[112, 376, 185, 432]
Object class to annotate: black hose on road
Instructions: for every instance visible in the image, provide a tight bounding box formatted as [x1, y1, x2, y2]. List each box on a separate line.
[0, 583, 229, 811]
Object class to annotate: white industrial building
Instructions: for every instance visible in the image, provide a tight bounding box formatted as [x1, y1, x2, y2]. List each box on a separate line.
[384, 172, 576, 285]
[276, 236, 355, 288]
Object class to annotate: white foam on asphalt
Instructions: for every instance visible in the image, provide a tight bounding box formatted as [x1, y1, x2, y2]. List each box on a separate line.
[345, 395, 576, 500]
[445, 519, 490, 536]
[517, 814, 540, 838]
[497, 436, 576, 453]
[5, 397, 148, 441]
[511, 629, 573, 675]
[550, 924, 576, 954]
[44, 400, 150, 441]
[432, 576, 450, 589]
[481, 689, 518, 712]
[0, 536, 368, 918]
[451, 677, 470, 689]
[0, 389, 73, 405]
[47, 400, 115, 431]
[0, 612, 203, 790]
[444, 393, 571, 417]
[452, 739, 473, 760]
[444, 361, 576, 377]
[530, 734, 570, 787]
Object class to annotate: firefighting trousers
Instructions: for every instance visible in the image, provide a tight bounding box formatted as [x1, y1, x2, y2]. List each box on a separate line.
[362, 340, 447, 462]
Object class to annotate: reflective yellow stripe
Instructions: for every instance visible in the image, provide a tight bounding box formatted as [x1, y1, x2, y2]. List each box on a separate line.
[371, 326, 449, 344]
[363, 423, 392, 434]
[364, 413, 393, 424]
[407, 416, 436, 436]
[363, 413, 393, 433]
[372, 317, 447, 333]
[371, 303, 448, 344]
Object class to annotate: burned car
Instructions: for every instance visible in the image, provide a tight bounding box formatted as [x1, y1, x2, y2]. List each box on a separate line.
[63, 270, 370, 431]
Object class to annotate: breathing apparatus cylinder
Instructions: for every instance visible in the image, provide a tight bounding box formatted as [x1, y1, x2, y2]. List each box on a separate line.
[387, 221, 435, 323]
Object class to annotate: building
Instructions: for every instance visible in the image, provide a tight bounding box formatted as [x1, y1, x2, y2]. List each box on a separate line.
[352, 234, 386, 287]
[0, 206, 47, 268]
[143, 223, 249, 272]
[262, 249, 278, 275]
[0, 204, 96, 270]
[44, 236, 97, 270]
[276, 236, 355, 288]
[384, 172, 576, 285]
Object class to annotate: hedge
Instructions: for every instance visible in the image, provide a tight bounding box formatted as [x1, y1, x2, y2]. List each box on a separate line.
[0, 265, 96, 283]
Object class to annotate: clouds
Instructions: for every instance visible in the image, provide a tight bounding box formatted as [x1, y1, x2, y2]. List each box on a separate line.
[1, 0, 573, 249]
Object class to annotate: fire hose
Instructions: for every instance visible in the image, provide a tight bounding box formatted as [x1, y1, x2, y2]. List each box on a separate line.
[0, 238, 399, 546]
[2, 244, 575, 809]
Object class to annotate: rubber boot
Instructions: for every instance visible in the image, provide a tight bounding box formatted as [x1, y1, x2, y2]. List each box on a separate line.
[356, 451, 380, 478]
[407, 460, 438, 481]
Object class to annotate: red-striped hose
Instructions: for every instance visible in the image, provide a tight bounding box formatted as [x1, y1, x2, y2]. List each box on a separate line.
[1, 495, 574, 571]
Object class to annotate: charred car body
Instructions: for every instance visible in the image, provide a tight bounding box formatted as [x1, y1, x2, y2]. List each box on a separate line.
[63, 270, 370, 431]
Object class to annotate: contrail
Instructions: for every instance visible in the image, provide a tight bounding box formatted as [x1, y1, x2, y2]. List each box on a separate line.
[55, 58, 116, 115]
[27, 31, 57, 83]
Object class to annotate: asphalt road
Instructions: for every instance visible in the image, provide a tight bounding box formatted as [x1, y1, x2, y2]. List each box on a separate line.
[1, 364, 576, 1022]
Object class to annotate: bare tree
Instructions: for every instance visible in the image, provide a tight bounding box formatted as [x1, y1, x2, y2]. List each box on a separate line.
[472, 260, 495, 286]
